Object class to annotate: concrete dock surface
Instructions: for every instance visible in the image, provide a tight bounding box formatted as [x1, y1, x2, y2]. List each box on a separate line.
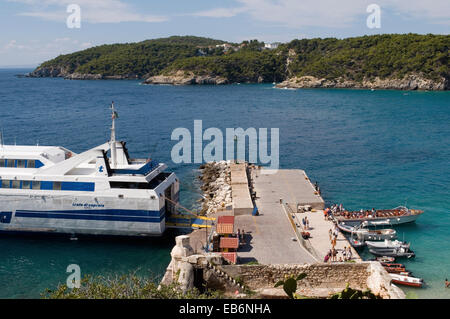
[292, 209, 361, 262]
[233, 168, 325, 264]
[187, 163, 360, 265]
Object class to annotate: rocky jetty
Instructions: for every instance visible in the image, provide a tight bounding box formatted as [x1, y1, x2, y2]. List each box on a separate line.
[198, 161, 232, 215]
[144, 70, 228, 85]
[276, 74, 449, 91]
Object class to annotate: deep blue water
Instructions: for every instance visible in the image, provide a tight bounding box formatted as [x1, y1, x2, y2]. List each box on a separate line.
[0, 69, 449, 298]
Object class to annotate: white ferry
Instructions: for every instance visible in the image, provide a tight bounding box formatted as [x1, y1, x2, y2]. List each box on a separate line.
[0, 103, 179, 237]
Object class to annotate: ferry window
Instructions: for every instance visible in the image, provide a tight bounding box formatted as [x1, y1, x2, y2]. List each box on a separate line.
[11, 180, 20, 189]
[17, 160, 26, 168]
[0, 159, 5, 167]
[53, 182, 61, 190]
[22, 181, 31, 189]
[7, 159, 15, 167]
[32, 181, 40, 190]
[110, 182, 151, 189]
[27, 160, 35, 168]
[1, 180, 9, 188]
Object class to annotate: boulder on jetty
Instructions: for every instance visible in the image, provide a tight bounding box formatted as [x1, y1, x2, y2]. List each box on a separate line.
[199, 161, 232, 215]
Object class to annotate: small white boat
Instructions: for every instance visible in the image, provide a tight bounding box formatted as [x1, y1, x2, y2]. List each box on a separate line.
[337, 222, 397, 241]
[369, 247, 415, 258]
[349, 236, 365, 248]
[366, 239, 410, 250]
[389, 274, 423, 288]
[373, 256, 395, 263]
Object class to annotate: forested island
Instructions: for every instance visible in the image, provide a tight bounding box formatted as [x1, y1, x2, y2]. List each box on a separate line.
[29, 34, 449, 90]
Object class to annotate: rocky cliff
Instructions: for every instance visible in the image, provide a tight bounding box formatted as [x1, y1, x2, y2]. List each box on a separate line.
[144, 70, 228, 85]
[28, 66, 138, 80]
[276, 74, 449, 91]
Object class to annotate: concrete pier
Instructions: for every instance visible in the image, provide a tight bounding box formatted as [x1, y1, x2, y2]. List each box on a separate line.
[160, 162, 398, 298]
[172, 163, 360, 265]
[234, 166, 360, 264]
[230, 163, 253, 215]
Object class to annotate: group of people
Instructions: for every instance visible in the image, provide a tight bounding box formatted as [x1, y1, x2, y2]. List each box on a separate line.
[323, 223, 353, 263]
[323, 204, 345, 220]
[324, 246, 353, 263]
[236, 228, 246, 244]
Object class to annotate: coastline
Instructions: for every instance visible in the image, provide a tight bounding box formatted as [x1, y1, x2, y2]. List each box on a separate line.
[26, 67, 448, 91]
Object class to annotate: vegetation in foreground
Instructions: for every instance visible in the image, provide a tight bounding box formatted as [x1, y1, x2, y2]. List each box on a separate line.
[43, 271, 382, 299]
[43, 273, 224, 299]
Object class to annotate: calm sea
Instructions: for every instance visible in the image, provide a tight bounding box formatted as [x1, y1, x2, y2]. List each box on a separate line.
[0, 69, 448, 299]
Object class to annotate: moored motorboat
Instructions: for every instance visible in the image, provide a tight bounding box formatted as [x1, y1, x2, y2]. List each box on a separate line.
[373, 256, 395, 263]
[362, 228, 397, 241]
[334, 206, 424, 225]
[381, 263, 409, 274]
[349, 237, 366, 248]
[389, 274, 423, 288]
[366, 239, 410, 250]
[337, 222, 397, 241]
[369, 247, 415, 258]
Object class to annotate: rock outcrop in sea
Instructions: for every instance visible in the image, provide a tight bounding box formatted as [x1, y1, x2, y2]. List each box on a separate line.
[276, 74, 449, 91]
[198, 161, 232, 215]
[27, 66, 138, 80]
[144, 70, 228, 85]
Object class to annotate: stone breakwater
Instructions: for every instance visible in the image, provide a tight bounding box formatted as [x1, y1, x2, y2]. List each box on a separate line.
[276, 74, 449, 91]
[199, 161, 232, 215]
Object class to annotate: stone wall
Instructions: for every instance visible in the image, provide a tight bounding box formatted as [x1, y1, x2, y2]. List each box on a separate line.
[218, 262, 404, 299]
[161, 235, 405, 299]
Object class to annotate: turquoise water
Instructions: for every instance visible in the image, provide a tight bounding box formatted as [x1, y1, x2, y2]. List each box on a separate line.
[0, 69, 448, 298]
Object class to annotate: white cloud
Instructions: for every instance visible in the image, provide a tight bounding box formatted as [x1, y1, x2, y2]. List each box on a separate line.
[191, 7, 248, 18]
[1, 38, 94, 56]
[9, 0, 168, 23]
[189, 0, 450, 28]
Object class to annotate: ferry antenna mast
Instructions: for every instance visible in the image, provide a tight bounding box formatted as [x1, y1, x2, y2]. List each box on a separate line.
[110, 101, 118, 168]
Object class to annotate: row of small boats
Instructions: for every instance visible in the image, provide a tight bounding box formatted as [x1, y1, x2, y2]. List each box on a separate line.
[335, 216, 423, 288]
[337, 220, 416, 258]
[381, 263, 423, 288]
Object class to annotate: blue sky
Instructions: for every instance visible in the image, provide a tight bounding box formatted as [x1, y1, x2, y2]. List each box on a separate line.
[0, 0, 449, 67]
